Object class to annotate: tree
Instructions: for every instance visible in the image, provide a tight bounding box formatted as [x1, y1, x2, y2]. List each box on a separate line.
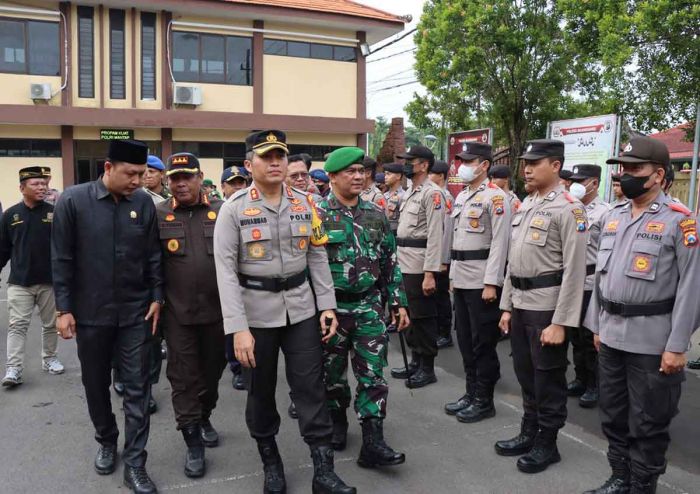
[408, 0, 612, 173]
[368, 116, 390, 158]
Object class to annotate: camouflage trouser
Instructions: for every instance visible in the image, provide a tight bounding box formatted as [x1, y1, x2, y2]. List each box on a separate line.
[323, 294, 389, 420]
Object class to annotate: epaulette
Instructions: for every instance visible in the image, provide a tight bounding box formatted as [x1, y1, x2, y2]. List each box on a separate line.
[669, 202, 691, 216]
[231, 189, 247, 202]
[612, 200, 629, 208]
[563, 191, 575, 203]
[290, 186, 310, 197]
[487, 182, 498, 189]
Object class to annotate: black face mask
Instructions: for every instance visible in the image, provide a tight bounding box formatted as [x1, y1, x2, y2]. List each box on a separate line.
[620, 173, 653, 199]
[403, 164, 416, 178]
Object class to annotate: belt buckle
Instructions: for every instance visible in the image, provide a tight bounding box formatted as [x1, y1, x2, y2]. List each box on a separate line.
[279, 276, 289, 291]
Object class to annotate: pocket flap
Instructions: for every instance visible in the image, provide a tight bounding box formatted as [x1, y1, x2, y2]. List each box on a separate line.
[632, 241, 661, 256]
[203, 221, 215, 237]
[512, 214, 523, 227]
[327, 229, 346, 244]
[159, 225, 185, 240]
[599, 236, 615, 250]
[241, 225, 272, 243]
[290, 222, 311, 237]
[466, 208, 484, 219]
[529, 216, 551, 231]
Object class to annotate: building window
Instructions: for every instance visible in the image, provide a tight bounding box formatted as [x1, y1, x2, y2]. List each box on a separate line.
[288, 144, 344, 161]
[263, 39, 356, 63]
[141, 12, 156, 100]
[78, 6, 95, 98]
[172, 31, 252, 85]
[0, 139, 61, 157]
[109, 9, 126, 99]
[0, 19, 59, 75]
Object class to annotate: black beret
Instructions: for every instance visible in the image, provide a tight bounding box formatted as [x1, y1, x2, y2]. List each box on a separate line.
[362, 156, 377, 169]
[559, 169, 573, 180]
[108, 139, 148, 165]
[383, 163, 404, 174]
[430, 160, 449, 175]
[488, 164, 511, 179]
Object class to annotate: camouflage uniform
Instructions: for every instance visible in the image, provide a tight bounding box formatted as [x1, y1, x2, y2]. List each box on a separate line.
[318, 193, 407, 419]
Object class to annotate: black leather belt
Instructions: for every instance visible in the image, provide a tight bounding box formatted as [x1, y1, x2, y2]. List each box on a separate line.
[510, 270, 564, 290]
[586, 264, 596, 276]
[238, 271, 307, 293]
[396, 237, 427, 248]
[451, 249, 490, 261]
[335, 288, 376, 303]
[599, 295, 675, 317]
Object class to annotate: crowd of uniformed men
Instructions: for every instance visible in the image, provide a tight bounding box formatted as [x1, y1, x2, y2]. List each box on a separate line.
[0, 128, 698, 494]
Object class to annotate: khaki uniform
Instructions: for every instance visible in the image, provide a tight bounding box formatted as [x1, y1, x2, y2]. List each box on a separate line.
[384, 188, 405, 233]
[507, 190, 521, 215]
[500, 185, 587, 432]
[361, 185, 387, 210]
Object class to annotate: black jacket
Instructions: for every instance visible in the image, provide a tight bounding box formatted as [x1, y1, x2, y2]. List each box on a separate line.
[51, 179, 163, 327]
[0, 201, 53, 286]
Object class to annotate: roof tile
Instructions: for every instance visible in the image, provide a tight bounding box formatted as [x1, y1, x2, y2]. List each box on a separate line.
[214, 0, 403, 23]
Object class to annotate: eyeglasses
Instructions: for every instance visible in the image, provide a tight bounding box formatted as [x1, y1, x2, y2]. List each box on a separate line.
[289, 172, 309, 180]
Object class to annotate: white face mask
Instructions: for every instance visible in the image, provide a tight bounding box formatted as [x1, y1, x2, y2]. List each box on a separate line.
[458, 165, 479, 182]
[569, 181, 587, 200]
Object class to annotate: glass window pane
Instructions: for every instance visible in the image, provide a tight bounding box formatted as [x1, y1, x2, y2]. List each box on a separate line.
[141, 12, 156, 99]
[172, 32, 199, 82]
[287, 41, 310, 58]
[263, 39, 286, 56]
[310, 43, 333, 60]
[30, 140, 61, 157]
[78, 6, 94, 98]
[333, 46, 356, 62]
[199, 142, 223, 158]
[0, 20, 26, 73]
[226, 36, 252, 86]
[28, 21, 59, 75]
[223, 142, 246, 158]
[109, 10, 126, 99]
[201, 34, 225, 83]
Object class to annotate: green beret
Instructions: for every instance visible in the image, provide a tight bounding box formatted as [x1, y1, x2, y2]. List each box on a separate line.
[324, 147, 365, 173]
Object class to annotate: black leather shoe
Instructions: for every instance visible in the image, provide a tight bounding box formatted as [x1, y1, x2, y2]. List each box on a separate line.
[390, 362, 419, 380]
[456, 398, 495, 423]
[630, 475, 658, 494]
[567, 379, 586, 397]
[436, 336, 453, 348]
[579, 387, 599, 408]
[123, 465, 157, 494]
[444, 393, 473, 415]
[405, 368, 437, 389]
[494, 420, 538, 456]
[288, 402, 298, 419]
[330, 409, 348, 451]
[257, 438, 286, 494]
[516, 430, 560, 474]
[583, 475, 631, 493]
[182, 425, 205, 478]
[357, 418, 405, 468]
[113, 381, 125, 396]
[310, 445, 356, 494]
[200, 419, 219, 447]
[148, 396, 158, 415]
[94, 444, 117, 475]
[687, 358, 700, 370]
[232, 372, 246, 391]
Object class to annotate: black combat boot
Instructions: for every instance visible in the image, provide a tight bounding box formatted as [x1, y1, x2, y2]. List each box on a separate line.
[494, 418, 538, 456]
[330, 409, 349, 451]
[257, 437, 286, 494]
[123, 466, 157, 494]
[516, 428, 561, 474]
[583, 460, 631, 494]
[182, 424, 205, 478]
[310, 445, 356, 494]
[444, 373, 476, 415]
[630, 474, 658, 494]
[357, 418, 405, 468]
[567, 378, 586, 397]
[579, 370, 599, 408]
[456, 383, 496, 423]
[390, 352, 420, 379]
[94, 443, 118, 475]
[200, 418, 219, 447]
[406, 355, 437, 389]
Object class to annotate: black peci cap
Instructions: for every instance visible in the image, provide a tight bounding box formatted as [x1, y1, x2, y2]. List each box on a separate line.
[108, 139, 148, 165]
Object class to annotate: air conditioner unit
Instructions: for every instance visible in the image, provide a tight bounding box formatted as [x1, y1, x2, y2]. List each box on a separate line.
[173, 84, 202, 105]
[30, 83, 52, 100]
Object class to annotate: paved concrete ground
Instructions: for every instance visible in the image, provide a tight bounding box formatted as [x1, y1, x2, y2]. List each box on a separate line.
[1, 274, 699, 493]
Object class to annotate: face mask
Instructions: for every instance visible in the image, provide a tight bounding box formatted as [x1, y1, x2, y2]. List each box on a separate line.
[458, 165, 479, 182]
[403, 164, 415, 178]
[569, 182, 587, 200]
[620, 173, 653, 199]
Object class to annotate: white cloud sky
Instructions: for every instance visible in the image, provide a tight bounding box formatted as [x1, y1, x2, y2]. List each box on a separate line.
[355, 0, 427, 124]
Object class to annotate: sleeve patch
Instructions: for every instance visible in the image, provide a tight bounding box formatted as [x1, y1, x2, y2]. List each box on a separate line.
[680, 218, 697, 247]
[433, 192, 443, 210]
[572, 207, 587, 232]
[491, 195, 505, 215]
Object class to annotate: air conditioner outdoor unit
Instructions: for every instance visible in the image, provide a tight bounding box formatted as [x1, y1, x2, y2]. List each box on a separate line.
[30, 83, 52, 100]
[173, 84, 202, 105]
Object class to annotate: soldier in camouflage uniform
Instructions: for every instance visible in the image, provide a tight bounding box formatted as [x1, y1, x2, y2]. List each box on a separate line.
[319, 147, 410, 469]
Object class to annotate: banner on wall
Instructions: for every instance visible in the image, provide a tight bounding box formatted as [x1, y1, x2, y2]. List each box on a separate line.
[447, 128, 492, 198]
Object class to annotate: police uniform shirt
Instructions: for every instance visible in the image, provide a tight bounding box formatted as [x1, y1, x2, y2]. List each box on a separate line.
[500, 185, 587, 328]
[583, 197, 611, 291]
[384, 187, 404, 231]
[213, 184, 336, 334]
[145, 187, 167, 205]
[0, 201, 54, 286]
[396, 180, 446, 274]
[507, 190, 522, 214]
[361, 184, 387, 210]
[444, 179, 511, 289]
[584, 193, 700, 355]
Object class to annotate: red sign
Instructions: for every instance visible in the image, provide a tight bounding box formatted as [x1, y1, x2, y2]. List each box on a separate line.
[447, 128, 492, 198]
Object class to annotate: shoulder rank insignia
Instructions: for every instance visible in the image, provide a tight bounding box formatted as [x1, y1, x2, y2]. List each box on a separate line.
[249, 187, 260, 201]
[563, 191, 575, 203]
[546, 191, 557, 201]
[680, 218, 697, 247]
[650, 202, 660, 212]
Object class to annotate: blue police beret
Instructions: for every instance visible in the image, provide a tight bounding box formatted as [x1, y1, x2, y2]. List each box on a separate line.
[147, 155, 165, 171]
[309, 169, 329, 183]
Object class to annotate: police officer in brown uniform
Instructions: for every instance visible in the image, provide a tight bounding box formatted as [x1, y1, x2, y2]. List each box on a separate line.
[442, 143, 511, 423]
[583, 137, 700, 494]
[382, 163, 405, 236]
[390, 145, 446, 388]
[496, 139, 587, 474]
[214, 130, 355, 494]
[156, 153, 226, 479]
[360, 157, 387, 210]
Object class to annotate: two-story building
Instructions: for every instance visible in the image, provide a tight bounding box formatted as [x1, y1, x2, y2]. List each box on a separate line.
[0, 0, 404, 206]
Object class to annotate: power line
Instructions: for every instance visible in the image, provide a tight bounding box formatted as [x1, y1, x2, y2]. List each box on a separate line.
[367, 47, 417, 63]
[367, 28, 417, 55]
[367, 80, 421, 93]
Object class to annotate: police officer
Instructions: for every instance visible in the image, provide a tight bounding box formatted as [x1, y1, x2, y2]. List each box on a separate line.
[156, 153, 226, 478]
[496, 139, 587, 474]
[442, 143, 511, 423]
[489, 164, 521, 214]
[143, 155, 171, 204]
[310, 169, 331, 197]
[221, 166, 249, 200]
[559, 169, 573, 190]
[583, 137, 700, 494]
[390, 145, 446, 388]
[610, 173, 626, 207]
[566, 165, 610, 408]
[52, 139, 162, 494]
[213, 130, 355, 494]
[382, 163, 405, 236]
[318, 147, 410, 468]
[360, 157, 387, 209]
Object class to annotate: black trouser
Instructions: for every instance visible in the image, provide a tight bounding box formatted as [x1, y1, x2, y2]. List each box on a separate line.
[245, 315, 332, 445]
[224, 334, 242, 375]
[436, 267, 452, 339]
[76, 322, 152, 467]
[598, 344, 684, 479]
[403, 273, 439, 358]
[113, 334, 163, 385]
[568, 290, 596, 386]
[510, 309, 568, 431]
[453, 288, 501, 395]
[163, 311, 227, 429]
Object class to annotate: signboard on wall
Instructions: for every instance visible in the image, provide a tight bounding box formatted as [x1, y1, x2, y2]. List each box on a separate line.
[100, 129, 134, 140]
[447, 128, 492, 198]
